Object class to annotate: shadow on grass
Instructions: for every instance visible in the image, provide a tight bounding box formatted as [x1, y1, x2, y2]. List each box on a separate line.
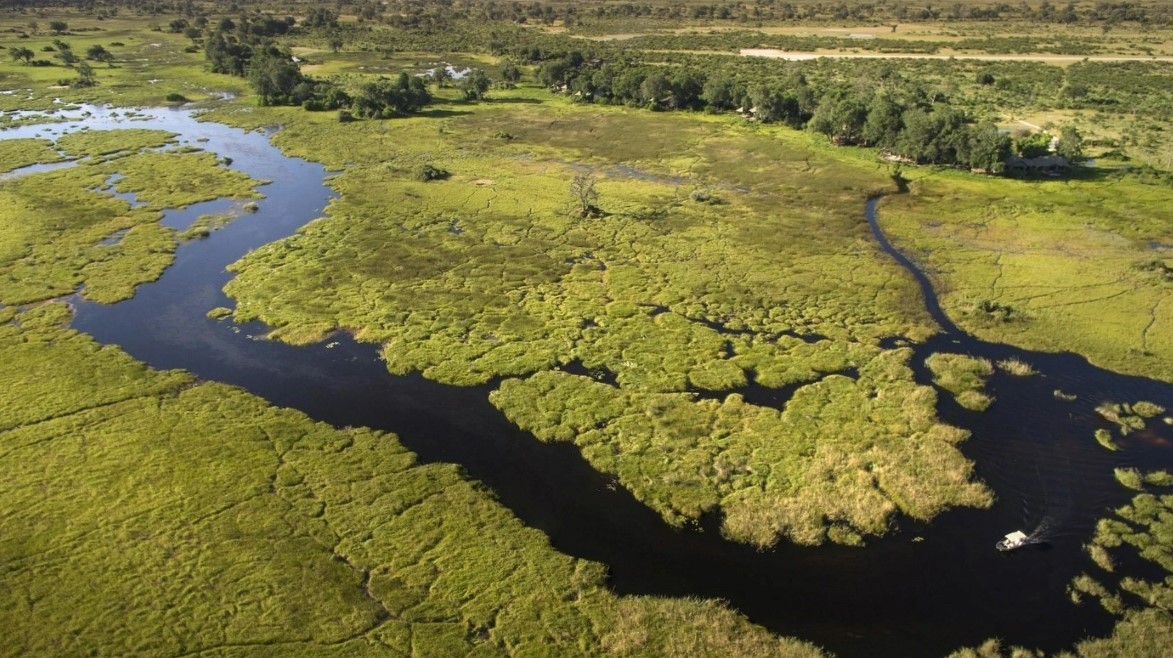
[416, 108, 472, 119]
[1005, 165, 1120, 183]
[488, 96, 543, 105]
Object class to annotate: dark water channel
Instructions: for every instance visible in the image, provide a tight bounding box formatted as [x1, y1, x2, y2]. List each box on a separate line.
[7, 107, 1171, 657]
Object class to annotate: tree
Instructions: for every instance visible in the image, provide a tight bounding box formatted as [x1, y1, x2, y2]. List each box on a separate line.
[86, 44, 113, 63]
[639, 73, 670, 107]
[303, 8, 339, 29]
[1056, 126, 1084, 161]
[10, 47, 34, 65]
[809, 90, 869, 144]
[965, 122, 1011, 173]
[862, 93, 904, 147]
[1014, 131, 1052, 158]
[74, 61, 97, 87]
[204, 32, 251, 77]
[501, 62, 522, 84]
[248, 46, 303, 106]
[460, 69, 491, 101]
[48, 20, 67, 35]
[169, 19, 189, 33]
[351, 73, 431, 118]
[184, 26, 202, 43]
[53, 41, 78, 66]
[430, 66, 452, 88]
[570, 172, 599, 218]
[702, 75, 739, 111]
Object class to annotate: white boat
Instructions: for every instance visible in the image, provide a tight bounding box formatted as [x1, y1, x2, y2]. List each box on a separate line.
[996, 530, 1030, 552]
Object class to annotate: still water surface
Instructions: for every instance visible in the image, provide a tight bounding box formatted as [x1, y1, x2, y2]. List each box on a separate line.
[5, 105, 1170, 657]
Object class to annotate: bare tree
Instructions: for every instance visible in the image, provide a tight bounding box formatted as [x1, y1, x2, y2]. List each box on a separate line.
[569, 172, 599, 218]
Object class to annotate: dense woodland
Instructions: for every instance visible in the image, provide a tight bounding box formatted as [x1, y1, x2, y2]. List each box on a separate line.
[3, 0, 1172, 27]
[186, 5, 1095, 174]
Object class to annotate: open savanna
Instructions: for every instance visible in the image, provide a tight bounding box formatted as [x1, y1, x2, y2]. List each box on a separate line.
[0, 13, 243, 111]
[879, 170, 1173, 383]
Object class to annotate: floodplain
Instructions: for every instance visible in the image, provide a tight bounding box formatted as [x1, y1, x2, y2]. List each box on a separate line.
[0, 2, 1171, 658]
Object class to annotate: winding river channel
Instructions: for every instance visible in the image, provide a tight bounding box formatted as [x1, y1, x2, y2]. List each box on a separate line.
[5, 105, 1172, 657]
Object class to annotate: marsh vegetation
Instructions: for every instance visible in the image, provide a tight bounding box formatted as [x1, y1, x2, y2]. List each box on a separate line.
[0, 2, 1171, 657]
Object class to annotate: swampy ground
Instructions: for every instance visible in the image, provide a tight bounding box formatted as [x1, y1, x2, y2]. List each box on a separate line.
[1, 5, 1171, 658]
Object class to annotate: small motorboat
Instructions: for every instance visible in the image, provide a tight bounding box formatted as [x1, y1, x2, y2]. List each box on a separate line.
[996, 530, 1030, 552]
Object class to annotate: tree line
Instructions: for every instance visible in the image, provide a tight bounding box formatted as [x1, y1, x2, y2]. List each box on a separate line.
[527, 49, 1087, 172]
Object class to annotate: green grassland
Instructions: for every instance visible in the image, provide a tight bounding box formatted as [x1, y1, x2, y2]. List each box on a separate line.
[880, 171, 1173, 382]
[490, 351, 990, 548]
[0, 304, 825, 658]
[0, 14, 833, 655]
[0, 137, 63, 172]
[205, 91, 1003, 546]
[0, 132, 262, 305]
[0, 5, 1171, 656]
[0, 16, 244, 110]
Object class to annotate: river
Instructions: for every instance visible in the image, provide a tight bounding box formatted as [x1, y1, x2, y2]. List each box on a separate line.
[4, 105, 1171, 657]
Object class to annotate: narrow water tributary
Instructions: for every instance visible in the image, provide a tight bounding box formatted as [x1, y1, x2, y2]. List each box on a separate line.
[5, 107, 1171, 657]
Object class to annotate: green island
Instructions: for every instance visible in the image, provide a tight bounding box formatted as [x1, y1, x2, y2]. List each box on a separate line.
[925, 352, 996, 411]
[1, 1, 1171, 656]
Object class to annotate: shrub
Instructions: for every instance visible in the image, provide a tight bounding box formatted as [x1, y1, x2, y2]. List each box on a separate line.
[997, 358, 1036, 376]
[1095, 429, 1120, 451]
[1131, 401, 1166, 418]
[337, 109, 353, 123]
[414, 164, 450, 182]
[164, 93, 188, 103]
[689, 188, 722, 204]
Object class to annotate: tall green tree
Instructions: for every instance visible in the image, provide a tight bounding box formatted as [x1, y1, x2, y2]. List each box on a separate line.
[85, 44, 113, 63]
[965, 123, 1012, 173]
[74, 61, 97, 87]
[702, 75, 740, 111]
[248, 45, 303, 106]
[809, 90, 868, 145]
[460, 69, 491, 101]
[1056, 125, 1084, 161]
[9, 47, 34, 65]
[862, 93, 904, 148]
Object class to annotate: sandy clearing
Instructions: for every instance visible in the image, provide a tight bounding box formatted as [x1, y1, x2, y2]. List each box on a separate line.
[740, 48, 1173, 64]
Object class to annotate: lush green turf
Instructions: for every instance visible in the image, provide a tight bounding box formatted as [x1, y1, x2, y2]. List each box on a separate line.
[880, 170, 1173, 382]
[55, 127, 175, 158]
